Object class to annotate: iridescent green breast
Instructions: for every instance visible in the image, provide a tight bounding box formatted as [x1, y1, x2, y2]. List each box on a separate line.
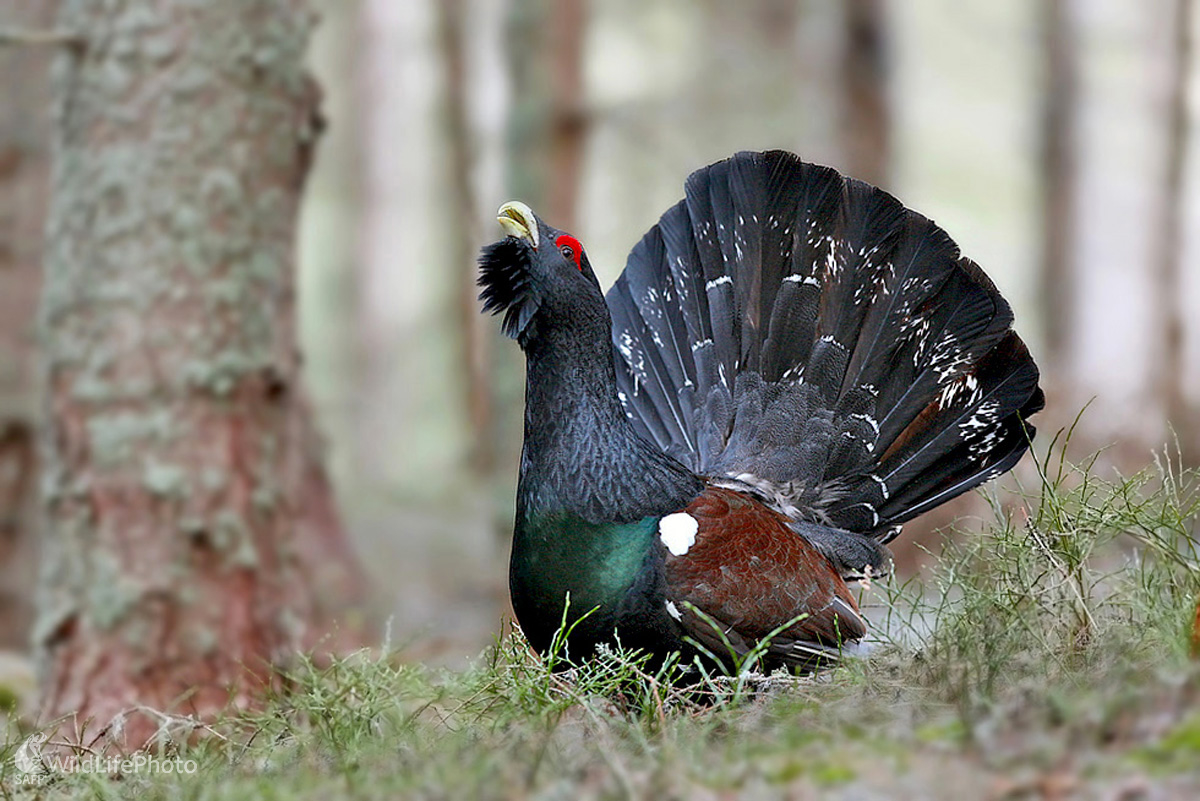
[509, 511, 660, 655]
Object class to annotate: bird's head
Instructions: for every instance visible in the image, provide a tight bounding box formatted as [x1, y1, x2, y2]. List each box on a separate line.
[478, 201, 604, 344]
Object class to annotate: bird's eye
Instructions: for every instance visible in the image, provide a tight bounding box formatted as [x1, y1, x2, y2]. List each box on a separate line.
[554, 234, 584, 270]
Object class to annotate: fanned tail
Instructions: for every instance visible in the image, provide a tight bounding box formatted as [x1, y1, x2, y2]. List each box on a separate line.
[607, 151, 1043, 542]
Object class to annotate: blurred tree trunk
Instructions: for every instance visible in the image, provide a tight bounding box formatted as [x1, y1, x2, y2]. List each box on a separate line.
[546, 0, 588, 231]
[0, 0, 56, 650]
[439, 0, 494, 474]
[839, 0, 891, 188]
[1154, 0, 1195, 460]
[1038, 0, 1079, 375]
[506, 0, 588, 233]
[37, 0, 363, 749]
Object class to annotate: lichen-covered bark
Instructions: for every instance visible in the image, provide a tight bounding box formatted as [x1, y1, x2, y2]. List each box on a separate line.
[0, 0, 56, 649]
[37, 0, 361, 746]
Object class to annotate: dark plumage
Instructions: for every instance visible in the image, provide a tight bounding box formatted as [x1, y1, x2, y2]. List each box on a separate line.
[479, 152, 1043, 673]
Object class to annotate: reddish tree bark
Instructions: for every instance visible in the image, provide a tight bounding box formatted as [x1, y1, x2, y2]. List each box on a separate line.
[36, 0, 363, 749]
[0, 0, 56, 650]
[439, 0, 495, 474]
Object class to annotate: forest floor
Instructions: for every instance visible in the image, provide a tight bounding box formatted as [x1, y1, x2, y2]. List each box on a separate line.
[3, 439, 1200, 800]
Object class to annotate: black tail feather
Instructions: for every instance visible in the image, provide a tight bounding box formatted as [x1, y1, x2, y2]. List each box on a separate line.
[607, 151, 1042, 537]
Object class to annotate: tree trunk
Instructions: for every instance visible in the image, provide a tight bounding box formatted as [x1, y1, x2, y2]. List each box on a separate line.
[546, 0, 588, 232]
[1038, 0, 1079, 375]
[439, 0, 495, 474]
[506, 0, 588, 234]
[839, 0, 891, 188]
[0, 1, 56, 652]
[1155, 0, 1195, 460]
[37, 0, 361, 749]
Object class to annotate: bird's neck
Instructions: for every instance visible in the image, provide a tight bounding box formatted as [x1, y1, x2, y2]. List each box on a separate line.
[517, 319, 700, 525]
[510, 316, 702, 653]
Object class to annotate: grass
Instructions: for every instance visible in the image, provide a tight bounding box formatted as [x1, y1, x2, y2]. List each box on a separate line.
[3, 433, 1200, 798]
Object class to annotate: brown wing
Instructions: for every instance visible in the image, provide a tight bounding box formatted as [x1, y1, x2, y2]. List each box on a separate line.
[661, 486, 867, 671]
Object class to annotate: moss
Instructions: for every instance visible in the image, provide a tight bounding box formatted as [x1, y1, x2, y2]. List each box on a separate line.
[252, 485, 277, 514]
[213, 509, 259, 567]
[0, 684, 19, 713]
[200, 467, 228, 492]
[212, 510, 245, 552]
[143, 461, 188, 498]
[187, 623, 219, 656]
[182, 350, 272, 396]
[914, 719, 968, 745]
[140, 32, 178, 64]
[87, 551, 142, 631]
[231, 531, 260, 568]
[1132, 714, 1200, 774]
[809, 761, 857, 787]
[87, 409, 174, 468]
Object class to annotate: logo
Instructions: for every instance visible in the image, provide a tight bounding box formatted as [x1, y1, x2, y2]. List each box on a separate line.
[8, 732, 50, 786]
[12, 732, 48, 777]
[5, 732, 197, 786]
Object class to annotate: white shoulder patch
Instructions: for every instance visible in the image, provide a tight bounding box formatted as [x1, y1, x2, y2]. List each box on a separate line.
[659, 513, 699, 556]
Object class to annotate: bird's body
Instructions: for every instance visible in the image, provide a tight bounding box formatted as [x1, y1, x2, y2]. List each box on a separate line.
[480, 151, 1043, 672]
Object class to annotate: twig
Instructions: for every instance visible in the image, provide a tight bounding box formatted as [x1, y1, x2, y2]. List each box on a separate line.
[0, 27, 85, 49]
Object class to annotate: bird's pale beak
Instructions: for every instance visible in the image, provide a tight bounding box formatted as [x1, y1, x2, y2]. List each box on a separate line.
[497, 201, 539, 249]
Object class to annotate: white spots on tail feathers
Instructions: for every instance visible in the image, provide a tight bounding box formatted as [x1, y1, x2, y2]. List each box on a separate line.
[849, 412, 880, 437]
[617, 391, 635, 420]
[961, 399, 1004, 457]
[665, 600, 683, 621]
[641, 287, 664, 319]
[937, 372, 981, 409]
[705, 275, 732, 290]
[930, 331, 969, 382]
[900, 275, 935, 299]
[852, 258, 894, 305]
[659, 513, 699, 556]
[691, 337, 713, 353]
[822, 235, 841, 277]
[870, 474, 890, 500]
[903, 315, 933, 366]
[782, 274, 820, 286]
[616, 330, 635, 361]
[616, 329, 647, 397]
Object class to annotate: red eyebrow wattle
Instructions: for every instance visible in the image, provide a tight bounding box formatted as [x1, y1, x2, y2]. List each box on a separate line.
[555, 234, 583, 271]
